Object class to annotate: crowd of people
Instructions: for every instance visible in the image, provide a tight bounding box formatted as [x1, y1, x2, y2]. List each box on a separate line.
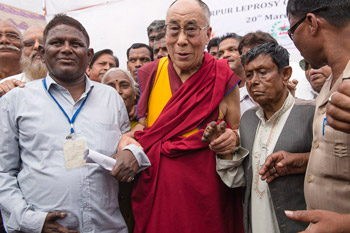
[0, 0, 349, 232]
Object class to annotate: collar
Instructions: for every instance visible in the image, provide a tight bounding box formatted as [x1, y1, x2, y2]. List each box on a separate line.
[318, 59, 350, 107]
[45, 74, 94, 98]
[239, 85, 250, 101]
[256, 92, 295, 123]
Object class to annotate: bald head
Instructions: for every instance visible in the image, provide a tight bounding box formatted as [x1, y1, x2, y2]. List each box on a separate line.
[20, 25, 47, 81]
[22, 25, 44, 58]
[168, 0, 210, 25]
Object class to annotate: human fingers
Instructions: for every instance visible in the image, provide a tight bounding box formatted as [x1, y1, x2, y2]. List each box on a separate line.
[337, 79, 350, 97]
[326, 112, 350, 133]
[43, 212, 76, 233]
[285, 210, 320, 224]
[46, 211, 67, 221]
[202, 121, 216, 142]
[0, 83, 11, 95]
[259, 151, 284, 175]
[11, 79, 26, 88]
[117, 135, 143, 152]
[110, 151, 137, 182]
[328, 91, 350, 111]
[210, 131, 236, 154]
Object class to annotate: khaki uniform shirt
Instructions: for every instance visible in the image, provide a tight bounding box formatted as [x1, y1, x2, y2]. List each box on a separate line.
[305, 60, 350, 213]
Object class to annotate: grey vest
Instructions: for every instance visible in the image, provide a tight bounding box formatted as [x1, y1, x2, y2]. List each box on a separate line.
[240, 99, 315, 233]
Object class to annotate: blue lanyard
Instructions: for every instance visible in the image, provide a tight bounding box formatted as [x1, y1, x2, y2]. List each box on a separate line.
[43, 77, 90, 136]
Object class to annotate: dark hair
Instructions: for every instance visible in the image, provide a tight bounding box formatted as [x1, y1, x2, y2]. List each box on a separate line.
[241, 42, 289, 72]
[44, 13, 90, 46]
[238, 31, 278, 55]
[89, 49, 119, 68]
[126, 43, 153, 61]
[154, 32, 166, 41]
[207, 37, 220, 52]
[218, 33, 242, 48]
[147, 20, 166, 37]
[287, 0, 350, 28]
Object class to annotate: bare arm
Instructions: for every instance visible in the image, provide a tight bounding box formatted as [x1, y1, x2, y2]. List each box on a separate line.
[117, 118, 146, 151]
[209, 85, 240, 154]
[222, 85, 240, 130]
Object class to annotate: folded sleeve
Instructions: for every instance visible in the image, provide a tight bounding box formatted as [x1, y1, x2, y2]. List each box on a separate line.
[122, 144, 151, 173]
[216, 146, 248, 188]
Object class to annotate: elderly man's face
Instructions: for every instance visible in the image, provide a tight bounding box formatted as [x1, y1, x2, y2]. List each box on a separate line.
[103, 70, 135, 113]
[43, 24, 92, 81]
[245, 54, 289, 107]
[0, 21, 21, 60]
[22, 25, 44, 61]
[88, 53, 117, 82]
[166, 0, 211, 75]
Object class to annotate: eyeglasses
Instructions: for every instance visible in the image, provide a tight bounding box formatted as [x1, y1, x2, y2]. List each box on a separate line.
[0, 32, 20, 41]
[299, 59, 310, 71]
[23, 38, 44, 47]
[288, 6, 328, 41]
[166, 24, 209, 38]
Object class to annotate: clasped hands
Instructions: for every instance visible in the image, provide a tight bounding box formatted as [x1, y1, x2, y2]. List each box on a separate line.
[202, 121, 239, 157]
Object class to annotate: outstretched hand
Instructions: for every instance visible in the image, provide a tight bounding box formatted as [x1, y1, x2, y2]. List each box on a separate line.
[259, 151, 309, 183]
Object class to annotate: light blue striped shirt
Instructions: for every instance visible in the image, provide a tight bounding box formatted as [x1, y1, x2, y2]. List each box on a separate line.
[0, 75, 149, 233]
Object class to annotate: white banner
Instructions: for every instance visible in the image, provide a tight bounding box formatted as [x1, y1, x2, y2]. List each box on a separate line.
[44, 0, 310, 98]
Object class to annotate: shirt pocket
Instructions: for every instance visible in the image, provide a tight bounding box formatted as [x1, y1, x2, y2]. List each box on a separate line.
[90, 122, 121, 156]
[323, 125, 350, 180]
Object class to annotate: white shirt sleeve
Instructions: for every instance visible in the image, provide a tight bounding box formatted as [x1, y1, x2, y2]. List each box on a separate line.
[0, 95, 48, 233]
[123, 144, 151, 173]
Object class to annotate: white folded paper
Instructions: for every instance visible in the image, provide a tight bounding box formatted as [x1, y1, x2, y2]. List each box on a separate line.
[83, 149, 116, 171]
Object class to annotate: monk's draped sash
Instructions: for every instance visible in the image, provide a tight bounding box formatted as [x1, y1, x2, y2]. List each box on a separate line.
[134, 53, 243, 233]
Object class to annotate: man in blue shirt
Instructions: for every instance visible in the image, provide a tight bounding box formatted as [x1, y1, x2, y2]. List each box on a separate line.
[0, 14, 149, 233]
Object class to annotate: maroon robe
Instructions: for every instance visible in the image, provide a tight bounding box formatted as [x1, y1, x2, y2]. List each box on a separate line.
[133, 53, 243, 233]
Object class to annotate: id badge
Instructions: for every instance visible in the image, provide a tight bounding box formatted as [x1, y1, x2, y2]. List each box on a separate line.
[62, 137, 87, 169]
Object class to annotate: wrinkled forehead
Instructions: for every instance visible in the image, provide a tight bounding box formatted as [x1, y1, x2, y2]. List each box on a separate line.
[154, 37, 166, 46]
[0, 21, 21, 35]
[24, 26, 44, 40]
[166, 1, 207, 25]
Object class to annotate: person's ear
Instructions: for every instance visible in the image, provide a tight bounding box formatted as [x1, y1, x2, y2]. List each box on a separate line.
[282, 66, 292, 85]
[205, 26, 212, 45]
[305, 13, 319, 37]
[87, 48, 94, 64]
[38, 45, 45, 64]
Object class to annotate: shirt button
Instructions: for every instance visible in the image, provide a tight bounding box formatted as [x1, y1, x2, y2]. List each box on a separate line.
[320, 107, 326, 115]
[307, 175, 313, 183]
[313, 141, 319, 149]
